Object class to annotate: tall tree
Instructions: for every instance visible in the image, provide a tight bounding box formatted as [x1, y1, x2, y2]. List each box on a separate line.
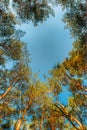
[49, 0, 87, 129]
[0, 2, 31, 129]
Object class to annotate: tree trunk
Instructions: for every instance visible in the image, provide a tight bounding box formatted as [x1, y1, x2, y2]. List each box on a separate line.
[15, 99, 32, 130]
[39, 112, 44, 130]
[70, 115, 85, 130]
[15, 119, 22, 130]
[49, 117, 56, 130]
[0, 76, 19, 100]
[0, 85, 12, 100]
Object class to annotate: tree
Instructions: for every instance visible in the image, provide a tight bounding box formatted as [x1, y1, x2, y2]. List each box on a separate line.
[0, 2, 31, 129]
[0, 3, 25, 64]
[12, 0, 55, 25]
[15, 81, 52, 130]
[0, 51, 31, 129]
[49, 0, 87, 129]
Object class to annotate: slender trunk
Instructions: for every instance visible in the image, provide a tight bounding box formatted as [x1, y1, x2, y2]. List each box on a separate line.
[70, 115, 85, 130]
[0, 77, 19, 100]
[39, 112, 44, 130]
[0, 86, 12, 100]
[51, 124, 55, 130]
[79, 85, 87, 92]
[15, 120, 22, 130]
[15, 99, 32, 130]
[49, 117, 56, 130]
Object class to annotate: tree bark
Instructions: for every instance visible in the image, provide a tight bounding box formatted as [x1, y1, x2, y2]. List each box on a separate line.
[39, 112, 44, 130]
[15, 99, 32, 130]
[69, 115, 85, 130]
[49, 117, 56, 130]
[79, 85, 87, 92]
[0, 85, 12, 100]
[0, 76, 19, 100]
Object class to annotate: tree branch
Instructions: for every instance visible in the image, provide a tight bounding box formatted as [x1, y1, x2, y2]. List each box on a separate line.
[0, 76, 19, 100]
[15, 99, 32, 130]
[54, 103, 85, 130]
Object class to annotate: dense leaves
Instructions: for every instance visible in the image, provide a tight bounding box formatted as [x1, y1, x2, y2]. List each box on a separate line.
[13, 0, 55, 25]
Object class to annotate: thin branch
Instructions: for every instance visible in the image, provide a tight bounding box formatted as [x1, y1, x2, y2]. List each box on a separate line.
[54, 103, 84, 130]
[0, 76, 19, 100]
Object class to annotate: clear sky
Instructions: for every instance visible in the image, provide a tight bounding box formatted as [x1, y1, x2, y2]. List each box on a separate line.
[16, 6, 73, 81]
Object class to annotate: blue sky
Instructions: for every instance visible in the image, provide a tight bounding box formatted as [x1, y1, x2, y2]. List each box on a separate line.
[16, 6, 73, 81]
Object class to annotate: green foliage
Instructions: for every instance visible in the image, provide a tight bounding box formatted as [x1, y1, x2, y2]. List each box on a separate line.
[0, 8, 24, 64]
[13, 0, 55, 25]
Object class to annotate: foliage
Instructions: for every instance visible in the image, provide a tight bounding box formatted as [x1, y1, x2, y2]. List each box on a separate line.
[0, 0, 87, 130]
[12, 0, 55, 25]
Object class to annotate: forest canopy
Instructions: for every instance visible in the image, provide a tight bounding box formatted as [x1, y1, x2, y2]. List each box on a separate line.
[0, 0, 87, 130]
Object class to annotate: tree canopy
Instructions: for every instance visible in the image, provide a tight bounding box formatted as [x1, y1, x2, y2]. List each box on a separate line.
[0, 0, 87, 130]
